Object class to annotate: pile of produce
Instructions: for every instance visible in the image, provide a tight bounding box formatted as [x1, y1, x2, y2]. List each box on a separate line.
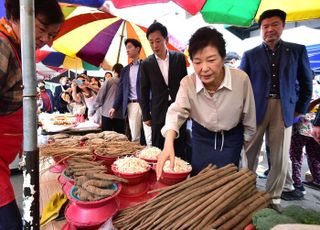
[137, 146, 161, 161]
[64, 158, 127, 201]
[39, 113, 76, 127]
[113, 164, 271, 230]
[52, 119, 75, 126]
[73, 173, 127, 201]
[252, 205, 320, 230]
[95, 141, 145, 158]
[48, 133, 82, 146]
[163, 157, 192, 173]
[48, 131, 128, 147]
[40, 142, 93, 166]
[80, 131, 128, 147]
[41, 131, 134, 167]
[64, 158, 107, 177]
[113, 157, 150, 174]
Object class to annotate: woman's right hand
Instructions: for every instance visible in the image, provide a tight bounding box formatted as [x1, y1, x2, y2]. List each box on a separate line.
[156, 130, 176, 181]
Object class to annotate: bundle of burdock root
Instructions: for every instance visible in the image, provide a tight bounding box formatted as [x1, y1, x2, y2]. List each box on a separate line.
[113, 164, 271, 230]
[95, 141, 145, 158]
[73, 172, 127, 201]
[64, 158, 128, 201]
[64, 158, 107, 177]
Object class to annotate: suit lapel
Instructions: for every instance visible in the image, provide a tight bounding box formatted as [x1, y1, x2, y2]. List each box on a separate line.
[123, 66, 130, 94]
[279, 42, 290, 79]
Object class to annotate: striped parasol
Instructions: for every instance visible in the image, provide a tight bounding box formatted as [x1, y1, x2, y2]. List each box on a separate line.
[53, 5, 187, 69]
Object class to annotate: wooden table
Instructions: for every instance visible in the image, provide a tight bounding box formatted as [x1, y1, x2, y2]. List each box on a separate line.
[40, 164, 66, 230]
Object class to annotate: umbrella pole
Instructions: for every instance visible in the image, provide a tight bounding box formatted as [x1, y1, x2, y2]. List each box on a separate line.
[20, 0, 40, 229]
[116, 21, 126, 64]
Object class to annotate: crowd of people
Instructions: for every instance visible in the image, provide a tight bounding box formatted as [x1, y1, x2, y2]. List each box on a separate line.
[0, 0, 319, 227]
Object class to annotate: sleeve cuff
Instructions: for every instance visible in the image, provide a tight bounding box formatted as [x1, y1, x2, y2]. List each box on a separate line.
[161, 124, 179, 139]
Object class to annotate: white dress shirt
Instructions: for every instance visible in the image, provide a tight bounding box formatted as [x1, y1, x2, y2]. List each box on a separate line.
[155, 51, 171, 100]
[128, 60, 140, 100]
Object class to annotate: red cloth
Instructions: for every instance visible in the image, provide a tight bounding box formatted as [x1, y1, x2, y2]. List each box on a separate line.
[0, 108, 23, 206]
[40, 91, 51, 112]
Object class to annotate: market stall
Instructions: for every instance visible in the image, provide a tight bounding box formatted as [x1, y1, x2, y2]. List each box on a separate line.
[39, 129, 320, 229]
[39, 131, 273, 230]
[39, 131, 191, 228]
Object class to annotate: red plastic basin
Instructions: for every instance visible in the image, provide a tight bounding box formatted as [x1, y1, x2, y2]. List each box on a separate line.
[111, 165, 151, 197]
[159, 166, 191, 186]
[69, 183, 121, 207]
[111, 165, 150, 185]
[136, 151, 158, 164]
[93, 151, 117, 168]
[65, 184, 121, 227]
[58, 169, 75, 195]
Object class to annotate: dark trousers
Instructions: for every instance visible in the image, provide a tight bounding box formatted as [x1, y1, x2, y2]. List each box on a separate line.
[152, 122, 188, 161]
[0, 200, 22, 230]
[101, 116, 125, 134]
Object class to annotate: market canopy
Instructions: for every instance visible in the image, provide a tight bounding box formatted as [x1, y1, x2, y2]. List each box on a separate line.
[36, 49, 100, 70]
[53, 5, 187, 68]
[307, 44, 320, 74]
[110, 0, 320, 27]
[36, 63, 67, 81]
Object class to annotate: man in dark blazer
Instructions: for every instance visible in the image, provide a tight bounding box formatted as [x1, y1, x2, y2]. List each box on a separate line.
[140, 22, 188, 160]
[240, 9, 313, 209]
[110, 38, 152, 145]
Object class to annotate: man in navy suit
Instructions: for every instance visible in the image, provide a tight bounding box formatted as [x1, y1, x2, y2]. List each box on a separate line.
[140, 22, 188, 161]
[240, 9, 313, 209]
[109, 38, 152, 145]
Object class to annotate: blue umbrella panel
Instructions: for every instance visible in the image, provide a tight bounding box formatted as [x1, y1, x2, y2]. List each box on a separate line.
[307, 44, 320, 74]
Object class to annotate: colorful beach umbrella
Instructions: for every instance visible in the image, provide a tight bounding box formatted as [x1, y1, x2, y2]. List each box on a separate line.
[36, 62, 67, 81]
[59, 0, 105, 8]
[110, 0, 320, 27]
[36, 49, 100, 70]
[53, 5, 187, 68]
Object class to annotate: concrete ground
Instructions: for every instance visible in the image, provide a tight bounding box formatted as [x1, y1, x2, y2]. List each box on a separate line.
[255, 150, 320, 212]
[10, 169, 24, 215]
